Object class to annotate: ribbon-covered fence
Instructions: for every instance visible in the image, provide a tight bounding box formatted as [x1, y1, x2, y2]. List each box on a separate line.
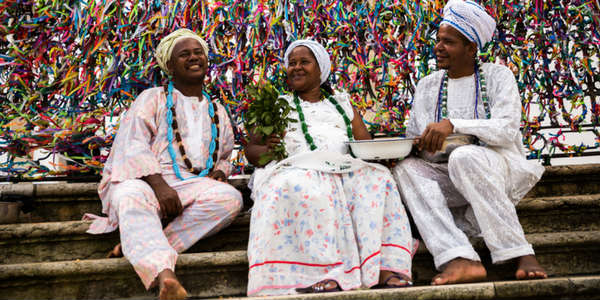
[1, 0, 599, 178]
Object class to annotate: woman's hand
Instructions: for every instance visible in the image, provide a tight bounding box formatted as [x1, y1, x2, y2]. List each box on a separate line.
[208, 170, 227, 182]
[245, 129, 286, 166]
[351, 107, 372, 140]
[265, 133, 284, 150]
[142, 174, 183, 220]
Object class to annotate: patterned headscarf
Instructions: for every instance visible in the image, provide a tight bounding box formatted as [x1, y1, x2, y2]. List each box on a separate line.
[155, 28, 209, 75]
[440, 0, 496, 50]
[283, 40, 331, 84]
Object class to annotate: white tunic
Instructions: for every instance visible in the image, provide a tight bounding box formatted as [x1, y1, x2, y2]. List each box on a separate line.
[83, 87, 243, 288]
[404, 63, 544, 202]
[393, 63, 544, 268]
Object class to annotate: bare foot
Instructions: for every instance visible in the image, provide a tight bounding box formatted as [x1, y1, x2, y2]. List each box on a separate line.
[432, 258, 487, 285]
[158, 270, 188, 300]
[515, 255, 547, 280]
[106, 243, 123, 258]
[378, 270, 412, 287]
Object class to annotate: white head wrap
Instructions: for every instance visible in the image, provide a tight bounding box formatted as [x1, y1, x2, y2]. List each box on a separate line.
[440, 0, 496, 50]
[155, 28, 209, 75]
[283, 40, 331, 84]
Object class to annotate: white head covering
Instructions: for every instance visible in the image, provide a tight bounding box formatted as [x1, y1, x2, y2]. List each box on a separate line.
[440, 0, 496, 50]
[155, 28, 209, 75]
[283, 40, 331, 84]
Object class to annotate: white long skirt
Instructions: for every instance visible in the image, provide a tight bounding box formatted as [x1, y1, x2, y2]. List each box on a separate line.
[247, 152, 417, 296]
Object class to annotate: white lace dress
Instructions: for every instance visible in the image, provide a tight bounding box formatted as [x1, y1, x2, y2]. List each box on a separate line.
[247, 92, 417, 296]
[392, 63, 545, 269]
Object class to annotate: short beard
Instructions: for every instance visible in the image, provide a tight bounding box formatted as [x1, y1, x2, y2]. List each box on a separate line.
[436, 61, 450, 70]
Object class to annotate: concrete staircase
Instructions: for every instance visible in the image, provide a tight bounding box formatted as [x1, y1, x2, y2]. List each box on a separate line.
[0, 164, 599, 299]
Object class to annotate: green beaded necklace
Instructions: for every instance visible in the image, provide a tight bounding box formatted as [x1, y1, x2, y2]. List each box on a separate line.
[436, 62, 491, 122]
[292, 90, 354, 151]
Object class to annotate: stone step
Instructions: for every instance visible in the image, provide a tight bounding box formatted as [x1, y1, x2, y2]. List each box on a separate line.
[211, 276, 600, 300]
[517, 193, 600, 233]
[526, 164, 600, 198]
[0, 178, 250, 223]
[0, 182, 99, 223]
[0, 230, 598, 299]
[0, 164, 598, 224]
[0, 212, 250, 265]
[1, 194, 598, 264]
[0, 251, 247, 300]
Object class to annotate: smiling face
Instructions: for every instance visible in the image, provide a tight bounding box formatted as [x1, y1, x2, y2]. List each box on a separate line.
[434, 24, 477, 76]
[167, 38, 208, 84]
[286, 46, 322, 93]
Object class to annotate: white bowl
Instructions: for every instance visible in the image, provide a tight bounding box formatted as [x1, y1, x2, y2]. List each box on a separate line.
[347, 137, 414, 160]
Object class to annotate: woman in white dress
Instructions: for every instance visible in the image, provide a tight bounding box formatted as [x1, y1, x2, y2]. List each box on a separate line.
[244, 40, 417, 296]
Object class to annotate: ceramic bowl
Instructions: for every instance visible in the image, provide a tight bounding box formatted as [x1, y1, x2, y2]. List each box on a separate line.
[419, 134, 478, 163]
[347, 137, 414, 160]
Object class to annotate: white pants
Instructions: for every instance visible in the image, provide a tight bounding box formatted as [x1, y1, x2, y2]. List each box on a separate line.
[87, 175, 243, 288]
[392, 145, 534, 269]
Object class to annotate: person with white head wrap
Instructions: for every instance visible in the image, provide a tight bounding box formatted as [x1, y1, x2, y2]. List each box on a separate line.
[283, 39, 331, 84]
[440, 0, 496, 50]
[392, 0, 547, 286]
[83, 28, 242, 300]
[245, 40, 416, 296]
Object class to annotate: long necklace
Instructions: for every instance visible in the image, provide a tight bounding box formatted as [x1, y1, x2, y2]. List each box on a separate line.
[165, 81, 219, 180]
[436, 62, 491, 122]
[292, 90, 353, 151]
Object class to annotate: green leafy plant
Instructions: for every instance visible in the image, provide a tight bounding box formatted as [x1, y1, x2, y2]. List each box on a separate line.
[243, 82, 296, 166]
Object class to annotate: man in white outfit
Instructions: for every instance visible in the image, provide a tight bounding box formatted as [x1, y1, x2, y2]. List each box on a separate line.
[392, 0, 548, 285]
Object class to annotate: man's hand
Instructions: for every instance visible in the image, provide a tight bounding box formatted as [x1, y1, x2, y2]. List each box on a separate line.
[417, 119, 454, 153]
[155, 184, 183, 219]
[142, 174, 183, 219]
[208, 170, 226, 182]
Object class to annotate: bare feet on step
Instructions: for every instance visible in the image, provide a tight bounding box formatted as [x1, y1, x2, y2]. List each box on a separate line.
[158, 270, 188, 300]
[432, 258, 487, 285]
[515, 255, 547, 280]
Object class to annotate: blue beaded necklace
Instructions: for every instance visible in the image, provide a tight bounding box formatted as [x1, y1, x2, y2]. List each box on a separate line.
[165, 81, 218, 180]
[292, 90, 354, 151]
[436, 62, 491, 122]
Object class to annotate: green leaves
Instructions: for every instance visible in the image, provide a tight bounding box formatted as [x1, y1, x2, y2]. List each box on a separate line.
[261, 125, 274, 136]
[243, 81, 296, 165]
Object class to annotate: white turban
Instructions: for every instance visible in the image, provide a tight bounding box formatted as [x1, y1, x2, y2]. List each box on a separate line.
[440, 0, 496, 50]
[283, 40, 331, 84]
[155, 28, 209, 75]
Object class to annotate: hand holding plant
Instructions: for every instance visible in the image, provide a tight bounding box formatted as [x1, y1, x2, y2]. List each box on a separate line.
[243, 82, 296, 166]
